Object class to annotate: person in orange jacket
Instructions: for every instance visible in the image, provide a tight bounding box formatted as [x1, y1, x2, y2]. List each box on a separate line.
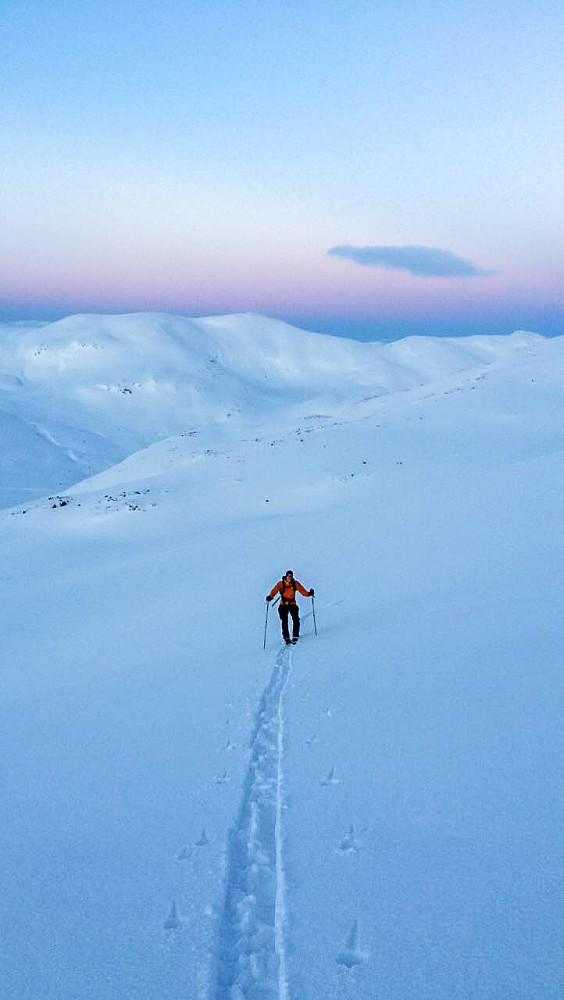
[266, 569, 314, 645]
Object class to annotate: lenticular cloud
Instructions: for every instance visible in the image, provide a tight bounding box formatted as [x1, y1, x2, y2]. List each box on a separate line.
[328, 244, 492, 278]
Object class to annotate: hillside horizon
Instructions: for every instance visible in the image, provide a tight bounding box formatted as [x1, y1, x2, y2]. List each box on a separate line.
[0, 310, 556, 509]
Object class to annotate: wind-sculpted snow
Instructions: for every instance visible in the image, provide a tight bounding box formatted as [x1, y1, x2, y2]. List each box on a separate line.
[213, 646, 291, 1000]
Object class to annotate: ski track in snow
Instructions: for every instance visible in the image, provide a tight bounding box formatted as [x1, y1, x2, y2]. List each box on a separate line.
[212, 646, 291, 1000]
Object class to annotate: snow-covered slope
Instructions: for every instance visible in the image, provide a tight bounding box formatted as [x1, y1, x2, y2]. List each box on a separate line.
[0, 311, 548, 506]
[1, 314, 563, 999]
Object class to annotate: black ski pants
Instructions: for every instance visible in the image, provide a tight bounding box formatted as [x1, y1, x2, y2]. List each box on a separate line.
[278, 602, 300, 641]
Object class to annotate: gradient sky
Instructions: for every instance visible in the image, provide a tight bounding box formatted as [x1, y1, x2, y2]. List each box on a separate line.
[2, 0, 564, 338]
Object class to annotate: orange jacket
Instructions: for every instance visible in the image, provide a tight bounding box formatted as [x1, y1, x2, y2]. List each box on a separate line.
[268, 577, 310, 604]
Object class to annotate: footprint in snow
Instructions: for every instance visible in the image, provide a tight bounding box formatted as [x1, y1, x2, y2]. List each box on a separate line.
[219, 739, 237, 752]
[336, 919, 369, 968]
[305, 734, 318, 746]
[177, 846, 192, 861]
[320, 766, 340, 786]
[338, 824, 359, 853]
[163, 901, 182, 930]
[195, 828, 210, 847]
[213, 771, 229, 785]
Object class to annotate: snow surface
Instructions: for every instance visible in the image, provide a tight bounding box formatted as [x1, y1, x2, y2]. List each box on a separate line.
[1, 312, 563, 999]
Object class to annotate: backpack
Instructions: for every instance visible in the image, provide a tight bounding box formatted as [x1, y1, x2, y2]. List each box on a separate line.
[280, 578, 297, 604]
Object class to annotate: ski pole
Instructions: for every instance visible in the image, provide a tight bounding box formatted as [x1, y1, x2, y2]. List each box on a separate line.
[263, 600, 270, 649]
[263, 596, 281, 649]
[312, 595, 318, 636]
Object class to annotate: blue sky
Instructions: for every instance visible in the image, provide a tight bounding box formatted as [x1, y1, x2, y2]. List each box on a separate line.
[2, 0, 564, 338]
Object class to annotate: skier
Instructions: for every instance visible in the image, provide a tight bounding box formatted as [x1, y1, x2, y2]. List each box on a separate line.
[266, 570, 314, 645]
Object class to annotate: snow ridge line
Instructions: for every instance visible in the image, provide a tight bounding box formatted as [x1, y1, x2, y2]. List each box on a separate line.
[212, 646, 292, 1000]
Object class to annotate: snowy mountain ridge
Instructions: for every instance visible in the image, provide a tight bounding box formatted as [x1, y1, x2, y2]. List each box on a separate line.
[0, 310, 557, 507]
